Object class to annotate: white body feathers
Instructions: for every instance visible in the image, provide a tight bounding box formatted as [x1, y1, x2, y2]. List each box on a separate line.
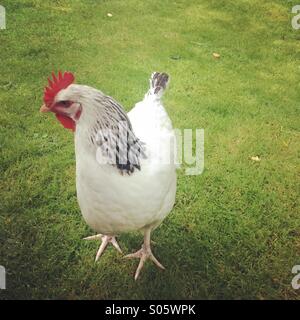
[74, 76, 177, 235]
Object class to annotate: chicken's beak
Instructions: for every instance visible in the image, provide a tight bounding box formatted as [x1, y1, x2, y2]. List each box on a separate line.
[40, 104, 51, 113]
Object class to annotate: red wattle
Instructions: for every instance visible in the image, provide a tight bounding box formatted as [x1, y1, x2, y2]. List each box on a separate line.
[55, 114, 75, 132]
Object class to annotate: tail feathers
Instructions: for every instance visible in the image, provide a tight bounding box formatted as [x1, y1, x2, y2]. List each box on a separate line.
[148, 72, 169, 98]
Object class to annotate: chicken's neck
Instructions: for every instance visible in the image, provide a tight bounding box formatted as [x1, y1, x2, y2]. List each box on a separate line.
[75, 89, 146, 175]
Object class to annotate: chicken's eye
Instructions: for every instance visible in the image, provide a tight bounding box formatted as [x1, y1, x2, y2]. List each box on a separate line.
[60, 101, 70, 108]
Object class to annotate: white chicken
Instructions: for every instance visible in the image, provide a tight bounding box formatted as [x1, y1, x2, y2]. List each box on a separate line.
[40, 71, 177, 279]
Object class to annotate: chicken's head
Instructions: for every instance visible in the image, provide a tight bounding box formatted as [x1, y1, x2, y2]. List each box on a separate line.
[40, 71, 82, 132]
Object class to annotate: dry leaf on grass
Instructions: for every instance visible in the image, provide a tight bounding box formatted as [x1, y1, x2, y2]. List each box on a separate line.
[213, 52, 220, 58]
[250, 156, 261, 162]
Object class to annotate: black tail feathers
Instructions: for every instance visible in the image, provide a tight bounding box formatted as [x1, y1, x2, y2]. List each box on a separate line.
[150, 72, 169, 96]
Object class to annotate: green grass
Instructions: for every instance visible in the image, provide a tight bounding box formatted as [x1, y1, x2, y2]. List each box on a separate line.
[0, 0, 299, 299]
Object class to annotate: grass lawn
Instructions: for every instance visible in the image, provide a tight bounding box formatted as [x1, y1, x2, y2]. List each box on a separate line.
[0, 0, 299, 299]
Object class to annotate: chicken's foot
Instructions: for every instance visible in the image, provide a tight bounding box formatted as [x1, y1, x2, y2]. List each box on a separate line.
[124, 228, 165, 280]
[83, 234, 122, 262]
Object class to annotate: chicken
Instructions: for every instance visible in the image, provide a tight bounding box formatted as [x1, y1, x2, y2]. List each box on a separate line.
[40, 71, 177, 279]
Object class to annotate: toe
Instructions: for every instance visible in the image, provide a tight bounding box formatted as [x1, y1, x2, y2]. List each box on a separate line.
[83, 234, 102, 241]
[111, 237, 123, 254]
[95, 237, 109, 262]
[134, 255, 147, 280]
[150, 253, 165, 270]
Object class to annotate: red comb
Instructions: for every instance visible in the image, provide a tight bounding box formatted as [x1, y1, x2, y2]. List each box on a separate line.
[43, 71, 75, 106]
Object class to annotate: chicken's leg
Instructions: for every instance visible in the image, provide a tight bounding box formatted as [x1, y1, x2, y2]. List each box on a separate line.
[83, 234, 122, 262]
[125, 228, 165, 280]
